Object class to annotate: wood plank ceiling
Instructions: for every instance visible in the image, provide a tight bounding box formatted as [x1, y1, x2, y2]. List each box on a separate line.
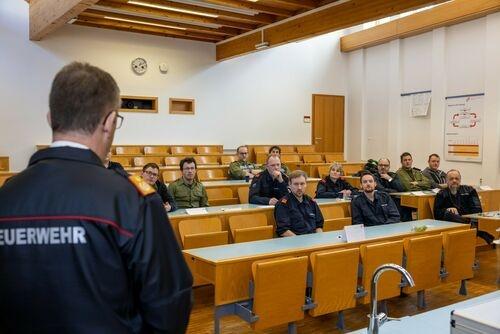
[73, 0, 339, 43]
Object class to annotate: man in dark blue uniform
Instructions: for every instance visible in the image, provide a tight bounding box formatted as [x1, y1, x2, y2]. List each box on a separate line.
[249, 155, 289, 205]
[274, 170, 324, 237]
[0, 62, 192, 334]
[351, 172, 400, 226]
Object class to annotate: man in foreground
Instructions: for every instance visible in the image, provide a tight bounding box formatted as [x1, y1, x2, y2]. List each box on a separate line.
[0, 62, 193, 333]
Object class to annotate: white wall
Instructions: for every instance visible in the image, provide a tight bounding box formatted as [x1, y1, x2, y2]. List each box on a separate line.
[0, 2, 347, 170]
[346, 14, 500, 187]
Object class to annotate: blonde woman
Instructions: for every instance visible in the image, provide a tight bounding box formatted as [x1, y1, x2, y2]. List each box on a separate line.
[316, 162, 358, 198]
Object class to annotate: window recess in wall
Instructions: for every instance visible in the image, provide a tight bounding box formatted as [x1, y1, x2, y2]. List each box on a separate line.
[120, 96, 158, 113]
[169, 98, 195, 115]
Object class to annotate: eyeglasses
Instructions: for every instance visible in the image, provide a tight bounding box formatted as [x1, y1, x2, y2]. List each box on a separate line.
[143, 170, 159, 178]
[103, 110, 124, 129]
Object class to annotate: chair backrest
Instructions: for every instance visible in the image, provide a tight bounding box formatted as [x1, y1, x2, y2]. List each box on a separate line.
[133, 156, 164, 167]
[115, 146, 141, 155]
[164, 156, 182, 166]
[342, 163, 364, 176]
[303, 154, 324, 163]
[442, 229, 476, 283]
[359, 240, 404, 304]
[323, 217, 352, 232]
[178, 217, 227, 249]
[238, 186, 250, 204]
[143, 146, 169, 155]
[296, 145, 315, 153]
[233, 226, 274, 243]
[162, 170, 181, 183]
[229, 213, 268, 236]
[402, 234, 443, 293]
[253, 146, 271, 154]
[320, 205, 346, 219]
[198, 169, 224, 181]
[171, 146, 194, 154]
[324, 153, 344, 163]
[112, 156, 131, 167]
[251, 256, 308, 330]
[317, 166, 330, 178]
[196, 146, 220, 154]
[197, 156, 219, 165]
[280, 145, 295, 153]
[220, 155, 236, 164]
[206, 187, 238, 206]
[281, 154, 301, 163]
[309, 248, 359, 317]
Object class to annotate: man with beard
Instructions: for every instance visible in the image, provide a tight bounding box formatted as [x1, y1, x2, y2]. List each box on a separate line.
[351, 172, 400, 226]
[168, 157, 209, 209]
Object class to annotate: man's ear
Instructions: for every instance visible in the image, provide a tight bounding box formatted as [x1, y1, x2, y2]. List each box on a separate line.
[103, 112, 116, 133]
[46, 111, 52, 127]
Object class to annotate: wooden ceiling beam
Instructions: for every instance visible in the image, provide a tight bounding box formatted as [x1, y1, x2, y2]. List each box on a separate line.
[29, 0, 100, 40]
[75, 15, 223, 41]
[201, 0, 294, 17]
[265, 0, 317, 10]
[98, 0, 258, 30]
[340, 0, 500, 52]
[82, 9, 239, 36]
[216, 0, 449, 61]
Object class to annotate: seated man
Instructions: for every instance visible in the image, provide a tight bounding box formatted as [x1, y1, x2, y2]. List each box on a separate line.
[434, 169, 493, 244]
[141, 163, 177, 212]
[168, 157, 209, 209]
[249, 155, 289, 205]
[268, 145, 291, 175]
[351, 172, 400, 226]
[396, 152, 432, 191]
[104, 151, 127, 174]
[228, 145, 258, 180]
[374, 158, 404, 193]
[274, 170, 323, 237]
[422, 153, 447, 189]
[316, 163, 358, 199]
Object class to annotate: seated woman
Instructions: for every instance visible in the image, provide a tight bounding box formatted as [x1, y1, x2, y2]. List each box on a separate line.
[316, 163, 358, 199]
[268, 145, 291, 175]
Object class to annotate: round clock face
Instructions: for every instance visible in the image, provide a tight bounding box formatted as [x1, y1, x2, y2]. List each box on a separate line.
[131, 57, 147, 75]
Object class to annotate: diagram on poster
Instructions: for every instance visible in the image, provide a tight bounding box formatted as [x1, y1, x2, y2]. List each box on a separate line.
[444, 94, 484, 162]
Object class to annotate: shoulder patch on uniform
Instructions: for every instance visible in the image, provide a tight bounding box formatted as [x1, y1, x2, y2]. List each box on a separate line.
[128, 175, 156, 196]
[280, 198, 288, 204]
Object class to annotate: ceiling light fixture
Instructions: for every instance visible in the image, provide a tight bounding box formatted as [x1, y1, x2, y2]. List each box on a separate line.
[254, 29, 269, 50]
[128, 1, 218, 18]
[67, 18, 77, 24]
[104, 16, 187, 30]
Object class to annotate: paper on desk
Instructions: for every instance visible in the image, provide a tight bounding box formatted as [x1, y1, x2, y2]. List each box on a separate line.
[220, 207, 242, 212]
[411, 191, 427, 196]
[257, 205, 273, 208]
[480, 185, 493, 190]
[432, 188, 440, 194]
[185, 208, 208, 215]
[344, 224, 365, 242]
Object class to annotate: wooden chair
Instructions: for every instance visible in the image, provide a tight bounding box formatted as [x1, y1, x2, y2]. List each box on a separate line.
[206, 187, 238, 206]
[250, 257, 309, 332]
[281, 154, 301, 164]
[253, 146, 271, 154]
[317, 166, 330, 178]
[403, 234, 443, 308]
[442, 229, 476, 295]
[133, 156, 164, 167]
[296, 146, 315, 153]
[229, 213, 273, 243]
[280, 145, 295, 153]
[238, 186, 250, 204]
[197, 146, 220, 154]
[303, 154, 324, 163]
[164, 156, 182, 166]
[220, 155, 236, 164]
[115, 146, 141, 155]
[342, 163, 364, 176]
[197, 156, 219, 165]
[324, 153, 344, 163]
[111, 156, 131, 167]
[197, 169, 226, 181]
[171, 146, 194, 154]
[359, 241, 404, 304]
[309, 248, 359, 329]
[143, 146, 169, 155]
[321, 205, 350, 232]
[178, 217, 228, 249]
[162, 170, 181, 183]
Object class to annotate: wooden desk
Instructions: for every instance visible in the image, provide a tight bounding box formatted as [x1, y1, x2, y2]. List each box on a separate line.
[0, 157, 9, 172]
[183, 220, 468, 306]
[463, 211, 500, 246]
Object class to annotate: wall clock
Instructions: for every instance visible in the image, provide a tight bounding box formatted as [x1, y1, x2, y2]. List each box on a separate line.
[131, 57, 147, 75]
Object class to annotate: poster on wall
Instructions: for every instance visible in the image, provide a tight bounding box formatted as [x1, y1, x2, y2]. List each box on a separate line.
[409, 92, 431, 117]
[444, 93, 484, 162]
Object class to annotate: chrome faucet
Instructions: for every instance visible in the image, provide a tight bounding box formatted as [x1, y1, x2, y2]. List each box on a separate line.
[368, 263, 415, 334]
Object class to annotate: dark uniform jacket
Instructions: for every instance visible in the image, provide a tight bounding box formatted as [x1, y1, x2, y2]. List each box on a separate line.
[0, 147, 193, 334]
[154, 180, 177, 211]
[274, 194, 324, 236]
[107, 160, 127, 174]
[351, 191, 400, 226]
[434, 185, 482, 221]
[373, 171, 404, 193]
[315, 177, 358, 198]
[249, 169, 289, 205]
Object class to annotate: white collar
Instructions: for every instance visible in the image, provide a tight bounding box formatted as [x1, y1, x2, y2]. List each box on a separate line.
[50, 140, 90, 150]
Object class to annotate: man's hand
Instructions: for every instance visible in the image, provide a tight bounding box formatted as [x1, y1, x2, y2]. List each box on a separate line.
[446, 207, 459, 215]
[340, 189, 352, 195]
[380, 173, 391, 180]
[272, 170, 283, 183]
[269, 198, 279, 206]
[164, 203, 172, 212]
[315, 228, 323, 233]
[410, 181, 419, 186]
[246, 172, 254, 179]
[281, 230, 296, 237]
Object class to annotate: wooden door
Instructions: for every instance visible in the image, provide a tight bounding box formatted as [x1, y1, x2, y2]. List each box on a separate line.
[312, 95, 344, 152]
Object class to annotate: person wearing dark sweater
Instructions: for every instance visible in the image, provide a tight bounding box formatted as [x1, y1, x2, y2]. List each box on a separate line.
[315, 163, 358, 199]
[141, 163, 177, 212]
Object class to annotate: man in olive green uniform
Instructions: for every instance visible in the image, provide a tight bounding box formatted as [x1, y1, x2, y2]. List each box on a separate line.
[168, 157, 209, 208]
[396, 152, 432, 191]
[228, 145, 258, 180]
